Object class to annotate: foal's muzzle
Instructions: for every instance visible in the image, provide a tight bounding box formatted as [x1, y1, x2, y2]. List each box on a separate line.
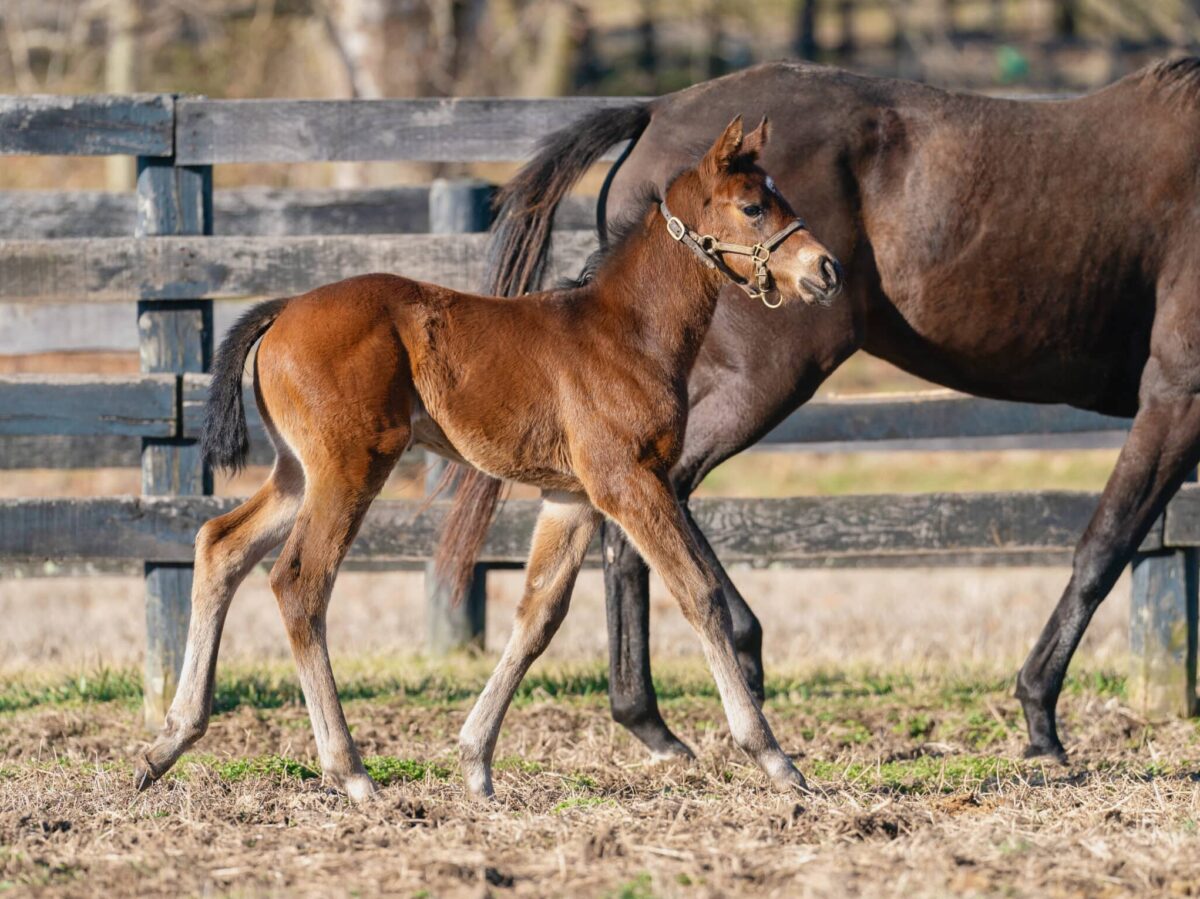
[799, 255, 844, 307]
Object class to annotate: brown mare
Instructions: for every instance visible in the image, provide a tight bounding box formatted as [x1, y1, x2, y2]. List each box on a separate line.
[132, 117, 843, 800]
[441, 58, 1200, 765]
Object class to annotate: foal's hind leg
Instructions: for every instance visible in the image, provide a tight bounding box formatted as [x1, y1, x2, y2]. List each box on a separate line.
[460, 493, 600, 799]
[1018, 303, 1200, 760]
[591, 468, 805, 791]
[135, 460, 303, 789]
[268, 451, 402, 801]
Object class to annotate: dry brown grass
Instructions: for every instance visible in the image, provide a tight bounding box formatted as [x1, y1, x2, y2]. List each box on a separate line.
[6, 561, 1198, 897]
[3, 655, 1200, 898]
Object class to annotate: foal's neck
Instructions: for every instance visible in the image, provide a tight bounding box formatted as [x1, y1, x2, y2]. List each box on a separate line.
[587, 208, 722, 373]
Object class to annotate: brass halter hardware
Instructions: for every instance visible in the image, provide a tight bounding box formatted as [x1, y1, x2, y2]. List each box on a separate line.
[660, 200, 805, 309]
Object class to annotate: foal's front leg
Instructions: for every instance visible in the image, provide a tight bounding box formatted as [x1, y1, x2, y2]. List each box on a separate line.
[459, 492, 601, 799]
[589, 468, 806, 792]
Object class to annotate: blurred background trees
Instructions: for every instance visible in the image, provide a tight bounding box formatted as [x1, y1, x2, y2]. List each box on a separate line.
[3, 0, 1199, 187]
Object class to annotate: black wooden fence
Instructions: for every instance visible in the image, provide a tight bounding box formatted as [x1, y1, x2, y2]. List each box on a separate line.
[0, 93, 1195, 727]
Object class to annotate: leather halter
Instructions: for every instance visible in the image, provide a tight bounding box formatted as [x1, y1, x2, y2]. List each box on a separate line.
[660, 200, 806, 309]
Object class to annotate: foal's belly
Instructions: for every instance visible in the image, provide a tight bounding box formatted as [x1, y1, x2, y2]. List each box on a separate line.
[410, 404, 585, 494]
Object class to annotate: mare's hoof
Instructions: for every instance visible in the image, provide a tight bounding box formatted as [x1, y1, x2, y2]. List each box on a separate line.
[647, 741, 696, 765]
[1023, 742, 1069, 765]
[133, 755, 162, 792]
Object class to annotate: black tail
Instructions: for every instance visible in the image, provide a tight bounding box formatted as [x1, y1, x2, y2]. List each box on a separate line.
[201, 298, 288, 473]
[484, 101, 652, 295]
[433, 102, 652, 602]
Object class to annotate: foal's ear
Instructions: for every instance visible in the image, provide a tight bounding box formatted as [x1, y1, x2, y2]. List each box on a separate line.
[741, 116, 770, 161]
[700, 115, 744, 180]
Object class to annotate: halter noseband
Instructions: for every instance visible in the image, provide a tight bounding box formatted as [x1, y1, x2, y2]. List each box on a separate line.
[660, 200, 806, 309]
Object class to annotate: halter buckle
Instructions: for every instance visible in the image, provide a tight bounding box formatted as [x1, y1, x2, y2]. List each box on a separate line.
[665, 216, 687, 242]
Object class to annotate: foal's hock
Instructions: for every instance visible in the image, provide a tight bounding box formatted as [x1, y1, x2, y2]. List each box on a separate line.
[133, 116, 842, 801]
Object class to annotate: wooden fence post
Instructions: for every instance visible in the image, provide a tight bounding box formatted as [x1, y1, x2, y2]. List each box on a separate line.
[136, 142, 213, 729]
[1130, 471, 1198, 719]
[425, 178, 495, 654]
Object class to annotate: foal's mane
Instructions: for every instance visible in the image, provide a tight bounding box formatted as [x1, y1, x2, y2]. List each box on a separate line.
[556, 182, 662, 289]
[1140, 56, 1200, 104]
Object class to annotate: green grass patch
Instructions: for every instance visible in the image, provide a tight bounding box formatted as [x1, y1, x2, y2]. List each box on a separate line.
[810, 755, 1019, 794]
[208, 755, 320, 782]
[0, 667, 143, 714]
[552, 795, 614, 814]
[0, 658, 1128, 728]
[493, 756, 544, 774]
[364, 756, 451, 785]
[604, 873, 656, 899]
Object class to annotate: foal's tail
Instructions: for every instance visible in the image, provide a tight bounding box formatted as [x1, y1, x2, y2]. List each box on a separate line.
[201, 298, 289, 473]
[433, 102, 653, 602]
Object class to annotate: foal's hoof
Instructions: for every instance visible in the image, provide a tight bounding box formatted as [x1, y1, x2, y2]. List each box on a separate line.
[761, 753, 810, 793]
[462, 767, 496, 802]
[331, 772, 380, 803]
[1023, 741, 1069, 766]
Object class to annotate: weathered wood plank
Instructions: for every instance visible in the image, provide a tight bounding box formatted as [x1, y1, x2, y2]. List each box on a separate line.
[0, 374, 175, 436]
[1162, 485, 1200, 548]
[0, 232, 598, 301]
[1129, 547, 1198, 718]
[0, 435, 141, 469]
[763, 391, 1129, 444]
[176, 98, 640, 164]
[0, 94, 173, 157]
[0, 492, 1110, 564]
[0, 188, 596, 240]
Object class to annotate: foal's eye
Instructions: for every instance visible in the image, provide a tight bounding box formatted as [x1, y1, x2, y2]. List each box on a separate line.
[742, 204, 763, 218]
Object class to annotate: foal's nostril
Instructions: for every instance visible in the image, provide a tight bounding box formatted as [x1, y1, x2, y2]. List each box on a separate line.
[820, 256, 843, 291]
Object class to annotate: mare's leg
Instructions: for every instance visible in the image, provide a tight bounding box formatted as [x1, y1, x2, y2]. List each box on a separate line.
[135, 460, 303, 789]
[603, 503, 764, 762]
[269, 444, 402, 801]
[1018, 296, 1200, 760]
[603, 352, 850, 760]
[593, 468, 805, 791]
[460, 493, 600, 799]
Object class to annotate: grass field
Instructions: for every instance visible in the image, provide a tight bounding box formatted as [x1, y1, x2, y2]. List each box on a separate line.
[4, 655, 1200, 897]
[7, 560, 1197, 897]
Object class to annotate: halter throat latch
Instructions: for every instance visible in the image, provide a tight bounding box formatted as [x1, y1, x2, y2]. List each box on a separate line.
[660, 200, 805, 308]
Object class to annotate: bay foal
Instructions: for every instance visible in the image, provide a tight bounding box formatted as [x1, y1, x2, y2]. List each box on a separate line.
[133, 117, 843, 800]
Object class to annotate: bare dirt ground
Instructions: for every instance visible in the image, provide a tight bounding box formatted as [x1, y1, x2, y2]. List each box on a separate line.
[9, 565, 1199, 897]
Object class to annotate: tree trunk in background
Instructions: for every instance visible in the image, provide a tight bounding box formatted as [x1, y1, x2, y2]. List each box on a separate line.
[637, 0, 657, 92]
[702, 0, 724, 80]
[518, 0, 577, 97]
[1056, 0, 1078, 41]
[793, 0, 817, 61]
[105, 0, 138, 190]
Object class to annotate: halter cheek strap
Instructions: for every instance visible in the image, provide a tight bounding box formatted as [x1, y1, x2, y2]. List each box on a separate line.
[660, 200, 806, 308]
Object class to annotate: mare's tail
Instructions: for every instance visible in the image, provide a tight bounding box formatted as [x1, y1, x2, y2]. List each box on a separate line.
[201, 298, 289, 473]
[434, 102, 653, 602]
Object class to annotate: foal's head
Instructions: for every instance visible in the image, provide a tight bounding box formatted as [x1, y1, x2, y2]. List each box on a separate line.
[663, 116, 842, 307]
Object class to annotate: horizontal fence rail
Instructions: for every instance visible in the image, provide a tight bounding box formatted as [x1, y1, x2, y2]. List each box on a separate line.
[0, 375, 1131, 465]
[175, 98, 641, 163]
[0, 490, 1178, 567]
[0, 95, 174, 157]
[0, 232, 596, 301]
[0, 188, 597, 240]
